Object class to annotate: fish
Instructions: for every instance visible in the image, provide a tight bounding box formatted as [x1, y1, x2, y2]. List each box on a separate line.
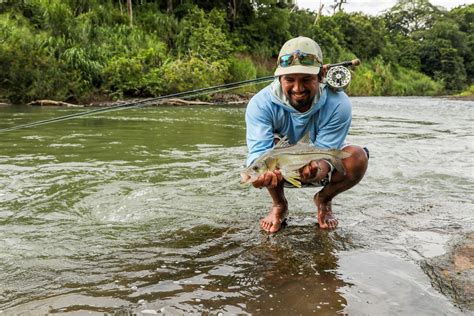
[240, 136, 351, 188]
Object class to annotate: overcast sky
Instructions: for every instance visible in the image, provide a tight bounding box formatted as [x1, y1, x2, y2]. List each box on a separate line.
[296, 0, 473, 15]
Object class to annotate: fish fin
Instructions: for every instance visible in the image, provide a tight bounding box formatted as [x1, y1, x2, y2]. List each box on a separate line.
[274, 136, 292, 149]
[331, 158, 347, 175]
[331, 150, 351, 174]
[282, 170, 302, 188]
[298, 131, 312, 144]
[340, 151, 352, 159]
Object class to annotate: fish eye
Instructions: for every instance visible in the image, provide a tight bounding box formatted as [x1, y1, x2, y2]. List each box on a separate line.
[252, 166, 259, 171]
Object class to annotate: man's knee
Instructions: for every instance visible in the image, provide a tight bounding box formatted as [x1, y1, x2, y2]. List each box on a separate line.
[342, 145, 368, 182]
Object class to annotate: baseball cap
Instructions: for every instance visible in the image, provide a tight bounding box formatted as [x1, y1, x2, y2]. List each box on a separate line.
[274, 36, 323, 76]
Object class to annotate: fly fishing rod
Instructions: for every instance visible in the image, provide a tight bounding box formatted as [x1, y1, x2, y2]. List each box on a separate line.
[0, 59, 360, 133]
[324, 58, 360, 70]
[0, 76, 274, 133]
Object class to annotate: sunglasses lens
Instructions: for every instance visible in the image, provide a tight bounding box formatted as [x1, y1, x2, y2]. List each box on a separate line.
[278, 52, 320, 68]
[299, 53, 316, 66]
[279, 54, 293, 67]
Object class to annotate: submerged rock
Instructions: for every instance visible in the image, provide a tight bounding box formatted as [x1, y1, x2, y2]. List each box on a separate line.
[422, 232, 474, 311]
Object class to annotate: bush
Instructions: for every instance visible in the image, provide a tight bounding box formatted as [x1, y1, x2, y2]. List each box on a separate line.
[162, 56, 229, 94]
[175, 7, 233, 61]
[102, 45, 168, 99]
[395, 66, 444, 96]
[456, 84, 474, 97]
[347, 59, 443, 96]
[227, 55, 257, 82]
[0, 13, 72, 102]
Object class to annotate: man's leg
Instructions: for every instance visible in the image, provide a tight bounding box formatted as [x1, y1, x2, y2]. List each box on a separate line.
[315, 145, 368, 229]
[260, 181, 288, 233]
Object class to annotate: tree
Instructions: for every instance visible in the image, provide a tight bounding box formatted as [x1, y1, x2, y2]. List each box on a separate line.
[126, 0, 132, 27]
[418, 19, 468, 91]
[449, 4, 474, 84]
[333, 12, 387, 61]
[437, 47, 467, 91]
[331, 0, 347, 14]
[237, 4, 292, 57]
[385, 0, 441, 35]
[388, 34, 421, 70]
[175, 7, 233, 60]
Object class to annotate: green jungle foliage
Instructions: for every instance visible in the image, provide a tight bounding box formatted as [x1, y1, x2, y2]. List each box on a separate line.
[0, 0, 472, 103]
[456, 84, 474, 97]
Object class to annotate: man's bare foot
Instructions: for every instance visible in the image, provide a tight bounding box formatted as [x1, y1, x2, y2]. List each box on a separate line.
[314, 193, 338, 229]
[260, 202, 288, 233]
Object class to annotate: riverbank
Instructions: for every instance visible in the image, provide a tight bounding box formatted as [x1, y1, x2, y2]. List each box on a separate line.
[1, 92, 473, 108]
[0, 92, 253, 108]
[441, 95, 474, 102]
[87, 91, 256, 107]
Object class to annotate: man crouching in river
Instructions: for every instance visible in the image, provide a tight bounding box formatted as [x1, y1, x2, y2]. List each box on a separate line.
[244, 36, 368, 233]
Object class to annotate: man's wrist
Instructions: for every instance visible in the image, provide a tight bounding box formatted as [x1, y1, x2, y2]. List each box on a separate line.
[322, 159, 335, 173]
[320, 159, 335, 186]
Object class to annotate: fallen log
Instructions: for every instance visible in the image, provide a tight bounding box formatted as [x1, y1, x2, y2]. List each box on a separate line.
[152, 98, 213, 106]
[28, 100, 83, 107]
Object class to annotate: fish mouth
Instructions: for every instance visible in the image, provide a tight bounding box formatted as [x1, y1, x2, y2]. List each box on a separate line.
[240, 172, 251, 184]
[240, 172, 258, 184]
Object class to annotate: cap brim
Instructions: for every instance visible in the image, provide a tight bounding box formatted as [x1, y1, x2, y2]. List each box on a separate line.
[274, 65, 321, 76]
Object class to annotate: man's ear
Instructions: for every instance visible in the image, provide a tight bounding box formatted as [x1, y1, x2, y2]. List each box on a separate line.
[320, 66, 328, 79]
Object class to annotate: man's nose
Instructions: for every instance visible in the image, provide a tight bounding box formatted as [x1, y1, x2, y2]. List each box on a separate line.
[292, 79, 304, 93]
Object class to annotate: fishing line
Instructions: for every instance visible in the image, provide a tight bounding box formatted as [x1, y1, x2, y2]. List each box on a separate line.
[0, 58, 360, 134]
[0, 76, 274, 133]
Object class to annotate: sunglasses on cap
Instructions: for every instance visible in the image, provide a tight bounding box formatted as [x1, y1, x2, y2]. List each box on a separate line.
[278, 50, 322, 68]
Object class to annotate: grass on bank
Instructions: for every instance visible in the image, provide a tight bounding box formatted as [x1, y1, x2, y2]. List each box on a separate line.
[455, 85, 474, 97]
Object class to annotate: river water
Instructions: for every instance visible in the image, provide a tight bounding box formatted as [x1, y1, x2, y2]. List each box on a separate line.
[0, 97, 472, 315]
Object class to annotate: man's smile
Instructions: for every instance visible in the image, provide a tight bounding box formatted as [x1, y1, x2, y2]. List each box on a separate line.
[290, 91, 309, 100]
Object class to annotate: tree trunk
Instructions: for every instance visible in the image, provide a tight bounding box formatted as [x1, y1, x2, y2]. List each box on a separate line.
[126, 0, 133, 27]
[332, 0, 346, 14]
[167, 0, 173, 13]
[315, 1, 324, 24]
[228, 0, 237, 31]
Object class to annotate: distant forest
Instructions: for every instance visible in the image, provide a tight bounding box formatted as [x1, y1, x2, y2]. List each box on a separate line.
[0, 0, 472, 103]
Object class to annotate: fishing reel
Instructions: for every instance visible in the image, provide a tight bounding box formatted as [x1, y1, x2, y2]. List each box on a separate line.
[324, 59, 360, 91]
[326, 66, 351, 90]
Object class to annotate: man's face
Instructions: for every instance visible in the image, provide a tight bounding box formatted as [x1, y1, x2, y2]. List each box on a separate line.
[280, 73, 319, 112]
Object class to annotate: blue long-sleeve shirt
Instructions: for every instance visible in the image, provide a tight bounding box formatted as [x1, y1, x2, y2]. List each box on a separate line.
[245, 78, 352, 166]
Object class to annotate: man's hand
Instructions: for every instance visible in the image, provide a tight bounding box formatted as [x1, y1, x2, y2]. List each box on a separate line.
[252, 170, 283, 189]
[299, 160, 331, 184]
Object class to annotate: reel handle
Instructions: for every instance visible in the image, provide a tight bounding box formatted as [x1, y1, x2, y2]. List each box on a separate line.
[323, 59, 360, 72]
